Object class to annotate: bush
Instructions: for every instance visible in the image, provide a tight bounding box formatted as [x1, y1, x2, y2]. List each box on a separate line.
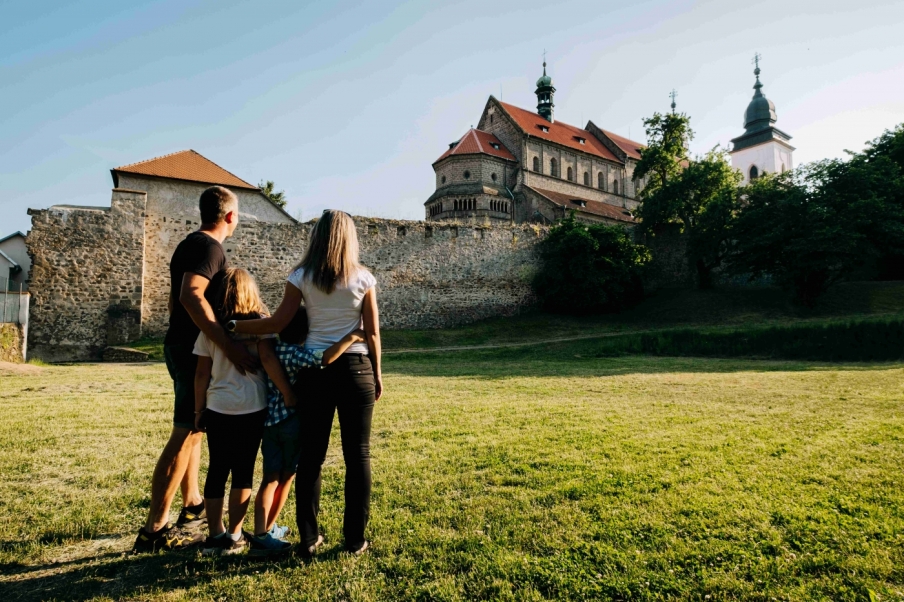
[581, 316, 904, 362]
[532, 214, 650, 314]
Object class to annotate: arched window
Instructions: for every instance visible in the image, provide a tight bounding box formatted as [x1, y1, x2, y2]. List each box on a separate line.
[749, 165, 759, 180]
[550, 158, 558, 178]
[567, 167, 573, 181]
[533, 156, 540, 172]
[441, 175, 446, 184]
[583, 171, 590, 186]
[598, 172, 605, 190]
[781, 163, 786, 173]
[463, 170, 471, 180]
[491, 173, 497, 182]
[613, 180, 619, 195]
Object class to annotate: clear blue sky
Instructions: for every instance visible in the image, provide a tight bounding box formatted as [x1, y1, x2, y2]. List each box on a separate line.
[2, 0, 903, 235]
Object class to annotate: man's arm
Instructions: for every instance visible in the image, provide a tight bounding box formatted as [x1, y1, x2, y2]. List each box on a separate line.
[321, 329, 366, 366]
[259, 338, 298, 408]
[361, 288, 382, 401]
[193, 355, 213, 432]
[180, 272, 258, 374]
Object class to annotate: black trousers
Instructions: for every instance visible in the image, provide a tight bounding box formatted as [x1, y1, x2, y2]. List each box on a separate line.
[294, 353, 376, 550]
[204, 409, 266, 499]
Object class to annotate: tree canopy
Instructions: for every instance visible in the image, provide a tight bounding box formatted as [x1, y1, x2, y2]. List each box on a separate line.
[532, 214, 650, 314]
[259, 180, 287, 209]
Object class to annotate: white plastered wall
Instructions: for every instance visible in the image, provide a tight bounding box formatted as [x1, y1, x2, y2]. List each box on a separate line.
[731, 141, 794, 185]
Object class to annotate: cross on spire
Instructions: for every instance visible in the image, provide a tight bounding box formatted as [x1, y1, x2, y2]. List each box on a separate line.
[670, 89, 677, 113]
[752, 52, 761, 70]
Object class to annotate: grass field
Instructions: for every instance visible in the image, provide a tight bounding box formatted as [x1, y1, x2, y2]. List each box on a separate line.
[1, 340, 903, 601]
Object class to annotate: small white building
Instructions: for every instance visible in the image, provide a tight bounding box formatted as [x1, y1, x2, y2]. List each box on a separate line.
[730, 59, 794, 184]
[0, 232, 30, 291]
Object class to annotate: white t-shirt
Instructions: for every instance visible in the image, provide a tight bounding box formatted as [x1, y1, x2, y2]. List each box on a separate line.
[286, 267, 376, 354]
[193, 332, 272, 415]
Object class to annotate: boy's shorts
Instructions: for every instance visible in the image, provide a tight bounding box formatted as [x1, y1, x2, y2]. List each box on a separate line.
[261, 413, 301, 474]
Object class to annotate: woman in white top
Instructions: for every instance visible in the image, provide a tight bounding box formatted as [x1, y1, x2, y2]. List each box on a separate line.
[233, 210, 381, 556]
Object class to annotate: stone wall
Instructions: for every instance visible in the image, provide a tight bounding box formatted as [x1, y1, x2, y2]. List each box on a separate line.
[28, 191, 547, 359]
[26, 190, 147, 361]
[0, 323, 24, 362]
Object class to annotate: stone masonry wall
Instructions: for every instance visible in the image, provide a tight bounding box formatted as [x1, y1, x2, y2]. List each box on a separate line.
[142, 218, 546, 336]
[26, 190, 147, 361]
[0, 323, 24, 363]
[29, 191, 547, 359]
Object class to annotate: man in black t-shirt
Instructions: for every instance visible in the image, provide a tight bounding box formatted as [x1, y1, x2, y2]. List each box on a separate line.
[134, 185, 259, 552]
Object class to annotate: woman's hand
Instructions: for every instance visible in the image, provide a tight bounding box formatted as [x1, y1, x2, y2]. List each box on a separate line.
[194, 410, 206, 432]
[375, 374, 383, 402]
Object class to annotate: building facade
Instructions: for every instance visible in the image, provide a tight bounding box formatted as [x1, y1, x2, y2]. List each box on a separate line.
[425, 62, 646, 226]
[0, 232, 29, 291]
[730, 59, 794, 184]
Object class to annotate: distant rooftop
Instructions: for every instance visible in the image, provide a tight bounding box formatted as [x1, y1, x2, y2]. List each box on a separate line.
[111, 150, 259, 190]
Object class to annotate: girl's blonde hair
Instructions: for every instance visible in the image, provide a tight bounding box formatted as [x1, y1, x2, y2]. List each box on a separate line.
[215, 267, 269, 323]
[295, 210, 362, 293]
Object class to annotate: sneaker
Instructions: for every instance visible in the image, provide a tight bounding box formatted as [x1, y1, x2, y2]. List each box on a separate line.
[249, 533, 293, 557]
[295, 534, 324, 558]
[176, 503, 207, 531]
[201, 532, 248, 556]
[268, 524, 290, 540]
[133, 523, 203, 553]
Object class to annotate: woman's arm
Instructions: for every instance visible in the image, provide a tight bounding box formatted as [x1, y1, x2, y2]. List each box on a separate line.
[258, 338, 298, 407]
[233, 282, 303, 335]
[321, 329, 366, 366]
[361, 288, 382, 401]
[193, 355, 213, 431]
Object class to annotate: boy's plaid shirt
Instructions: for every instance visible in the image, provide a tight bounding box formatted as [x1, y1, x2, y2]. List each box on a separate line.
[265, 342, 323, 426]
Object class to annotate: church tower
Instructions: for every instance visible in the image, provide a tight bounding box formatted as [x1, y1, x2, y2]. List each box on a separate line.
[730, 55, 794, 184]
[535, 59, 555, 122]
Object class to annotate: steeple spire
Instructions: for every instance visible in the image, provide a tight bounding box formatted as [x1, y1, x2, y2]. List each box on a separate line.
[752, 52, 763, 98]
[535, 52, 556, 123]
[670, 89, 677, 113]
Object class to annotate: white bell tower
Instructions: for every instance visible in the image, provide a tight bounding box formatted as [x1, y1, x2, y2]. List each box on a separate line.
[730, 54, 794, 185]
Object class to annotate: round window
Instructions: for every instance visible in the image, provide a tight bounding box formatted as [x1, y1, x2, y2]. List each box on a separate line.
[441, 175, 446, 184]
[463, 170, 471, 180]
[491, 173, 497, 181]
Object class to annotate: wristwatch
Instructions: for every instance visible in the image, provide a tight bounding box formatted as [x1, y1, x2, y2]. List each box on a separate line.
[226, 319, 237, 332]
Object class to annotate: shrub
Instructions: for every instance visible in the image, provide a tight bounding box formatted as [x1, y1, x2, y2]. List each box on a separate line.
[532, 214, 650, 314]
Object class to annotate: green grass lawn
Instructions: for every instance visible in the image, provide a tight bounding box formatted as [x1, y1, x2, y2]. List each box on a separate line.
[1, 346, 902, 601]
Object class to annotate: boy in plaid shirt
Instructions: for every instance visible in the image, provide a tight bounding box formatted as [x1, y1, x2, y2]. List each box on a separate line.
[252, 308, 365, 555]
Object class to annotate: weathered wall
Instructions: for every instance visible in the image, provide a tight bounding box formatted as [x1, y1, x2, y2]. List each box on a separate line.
[115, 174, 294, 224]
[0, 323, 24, 362]
[28, 190, 547, 359]
[26, 190, 147, 361]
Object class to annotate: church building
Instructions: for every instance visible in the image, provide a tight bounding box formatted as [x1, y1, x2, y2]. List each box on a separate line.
[730, 57, 794, 184]
[425, 62, 646, 226]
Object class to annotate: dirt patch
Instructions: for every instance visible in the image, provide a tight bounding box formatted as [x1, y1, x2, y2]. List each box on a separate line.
[0, 361, 43, 376]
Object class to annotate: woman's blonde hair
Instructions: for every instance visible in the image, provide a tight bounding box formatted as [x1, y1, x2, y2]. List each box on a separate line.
[295, 210, 362, 293]
[215, 267, 269, 323]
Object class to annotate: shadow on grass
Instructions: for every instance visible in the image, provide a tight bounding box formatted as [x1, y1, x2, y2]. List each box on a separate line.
[385, 342, 904, 379]
[0, 539, 340, 602]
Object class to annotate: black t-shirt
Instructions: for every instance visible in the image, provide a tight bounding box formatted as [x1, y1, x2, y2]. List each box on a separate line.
[164, 231, 227, 346]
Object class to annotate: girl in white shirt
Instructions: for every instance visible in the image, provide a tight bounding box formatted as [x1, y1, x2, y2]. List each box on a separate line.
[194, 267, 273, 556]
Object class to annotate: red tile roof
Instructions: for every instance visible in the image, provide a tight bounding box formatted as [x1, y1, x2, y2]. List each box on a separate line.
[599, 129, 644, 160]
[497, 101, 622, 163]
[526, 186, 636, 223]
[434, 129, 517, 163]
[112, 150, 259, 190]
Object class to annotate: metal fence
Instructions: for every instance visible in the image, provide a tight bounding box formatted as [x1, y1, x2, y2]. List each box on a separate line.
[1, 277, 27, 324]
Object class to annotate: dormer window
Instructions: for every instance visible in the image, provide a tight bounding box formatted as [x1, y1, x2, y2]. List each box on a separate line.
[490, 142, 500, 150]
[539, 125, 549, 133]
[449, 142, 458, 149]
[576, 137, 586, 144]
[573, 200, 587, 208]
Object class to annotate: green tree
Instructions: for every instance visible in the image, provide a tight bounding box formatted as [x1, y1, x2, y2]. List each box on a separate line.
[259, 180, 287, 209]
[729, 138, 904, 305]
[635, 123, 741, 289]
[633, 111, 692, 194]
[532, 214, 651, 314]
